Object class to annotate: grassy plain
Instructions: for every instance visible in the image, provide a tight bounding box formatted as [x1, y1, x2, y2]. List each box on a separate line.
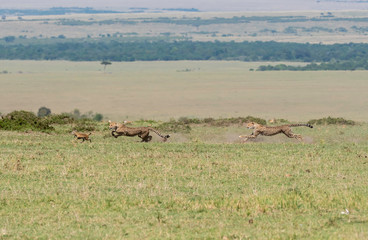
[1, 60, 368, 122]
[1, 123, 368, 239]
[2, 11, 368, 43]
[1, 9, 368, 239]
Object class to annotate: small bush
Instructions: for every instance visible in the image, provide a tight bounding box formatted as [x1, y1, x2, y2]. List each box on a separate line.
[93, 113, 104, 121]
[0, 110, 54, 132]
[37, 106, 52, 117]
[178, 117, 201, 124]
[308, 117, 355, 125]
[203, 117, 215, 123]
[70, 109, 81, 119]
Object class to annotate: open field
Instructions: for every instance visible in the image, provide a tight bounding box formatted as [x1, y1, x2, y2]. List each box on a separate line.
[1, 123, 368, 239]
[2, 10, 368, 43]
[2, 8, 368, 239]
[1, 60, 368, 121]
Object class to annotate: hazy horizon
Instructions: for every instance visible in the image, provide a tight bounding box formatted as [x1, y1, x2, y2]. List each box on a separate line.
[1, 0, 368, 12]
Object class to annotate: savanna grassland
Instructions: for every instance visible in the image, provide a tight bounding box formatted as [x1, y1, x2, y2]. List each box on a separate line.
[2, 10, 368, 43]
[1, 60, 368, 121]
[1, 9, 368, 239]
[1, 122, 368, 239]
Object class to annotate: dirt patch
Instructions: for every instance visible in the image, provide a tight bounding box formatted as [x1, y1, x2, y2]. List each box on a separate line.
[224, 132, 244, 144]
[162, 133, 189, 143]
[236, 135, 310, 144]
[302, 136, 314, 144]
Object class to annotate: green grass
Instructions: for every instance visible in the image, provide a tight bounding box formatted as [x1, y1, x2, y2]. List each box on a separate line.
[1, 124, 368, 239]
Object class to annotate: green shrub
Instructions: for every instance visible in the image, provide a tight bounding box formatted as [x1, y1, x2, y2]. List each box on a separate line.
[93, 113, 104, 121]
[203, 117, 215, 123]
[308, 116, 355, 125]
[0, 110, 54, 132]
[37, 106, 51, 117]
[71, 109, 81, 119]
[178, 117, 201, 124]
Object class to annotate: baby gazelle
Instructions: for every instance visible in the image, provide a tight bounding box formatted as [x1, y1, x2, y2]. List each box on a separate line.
[72, 130, 92, 142]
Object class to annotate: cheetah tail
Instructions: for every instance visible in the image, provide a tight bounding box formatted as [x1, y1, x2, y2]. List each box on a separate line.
[289, 123, 313, 128]
[148, 127, 170, 140]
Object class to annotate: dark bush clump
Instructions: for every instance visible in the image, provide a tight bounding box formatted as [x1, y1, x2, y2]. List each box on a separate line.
[203, 117, 215, 123]
[0, 110, 54, 132]
[178, 117, 201, 124]
[37, 106, 52, 117]
[93, 113, 104, 122]
[308, 116, 355, 125]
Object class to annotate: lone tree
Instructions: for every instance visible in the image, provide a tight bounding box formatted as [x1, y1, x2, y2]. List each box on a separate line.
[101, 60, 112, 71]
[37, 106, 51, 117]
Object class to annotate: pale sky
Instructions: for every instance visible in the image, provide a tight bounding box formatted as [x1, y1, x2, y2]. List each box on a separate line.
[0, 0, 367, 11]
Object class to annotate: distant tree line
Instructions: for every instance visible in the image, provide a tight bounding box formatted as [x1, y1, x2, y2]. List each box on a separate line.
[257, 60, 368, 71]
[1, 39, 368, 70]
[0, 39, 367, 61]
